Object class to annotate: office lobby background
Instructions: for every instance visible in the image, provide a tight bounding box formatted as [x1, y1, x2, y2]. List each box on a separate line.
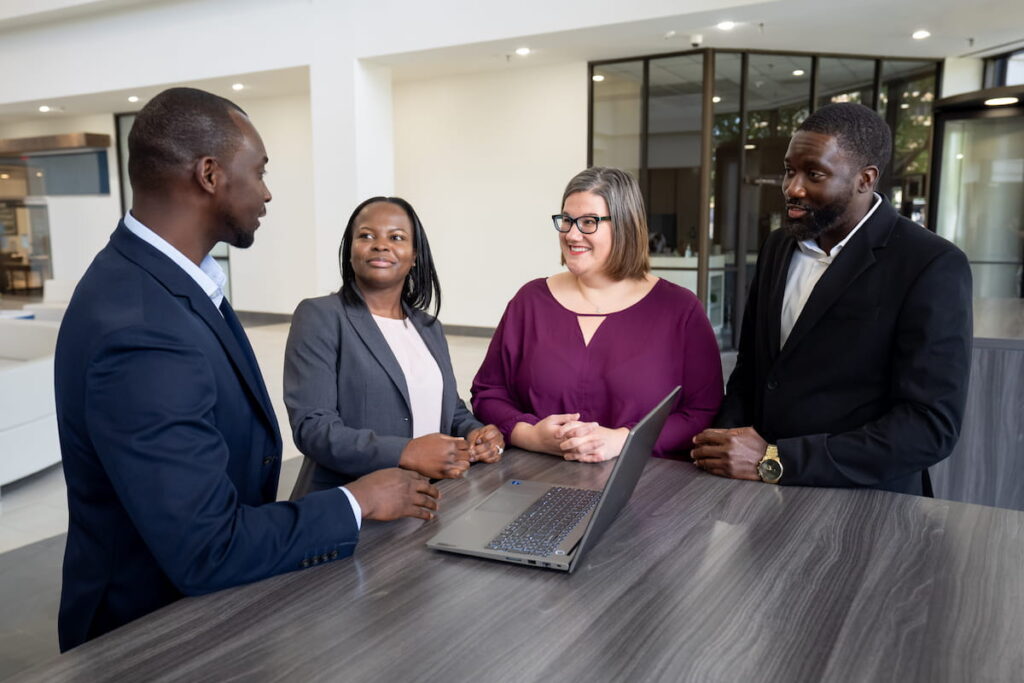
[0, 0, 1023, 675]
[0, 0, 1018, 329]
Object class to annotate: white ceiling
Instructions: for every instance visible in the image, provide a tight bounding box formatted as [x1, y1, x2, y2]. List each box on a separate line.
[375, 0, 1024, 81]
[0, 66, 309, 126]
[0, 0, 1021, 126]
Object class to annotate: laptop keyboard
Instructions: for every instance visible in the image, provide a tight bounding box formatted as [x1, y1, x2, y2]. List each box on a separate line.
[486, 486, 602, 557]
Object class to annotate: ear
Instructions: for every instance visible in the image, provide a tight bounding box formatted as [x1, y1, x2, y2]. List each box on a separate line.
[858, 165, 879, 193]
[194, 157, 220, 196]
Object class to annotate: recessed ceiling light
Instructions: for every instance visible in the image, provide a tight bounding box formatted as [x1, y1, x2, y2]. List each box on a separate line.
[984, 96, 1019, 106]
[38, 105, 51, 113]
[128, 96, 139, 103]
[911, 91, 920, 97]
[515, 47, 531, 56]
[792, 69, 805, 77]
[955, 153, 964, 160]
[744, 144, 756, 150]
[36, 171, 44, 178]
[900, 103, 910, 109]
[912, 29, 930, 40]
[717, 21, 736, 31]
[712, 95, 722, 103]
[0, 173, 9, 180]
[592, 74, 605, 82]
[232, 83, 245, 91]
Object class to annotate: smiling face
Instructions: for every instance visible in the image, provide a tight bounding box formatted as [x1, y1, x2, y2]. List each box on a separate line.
[782, 130, 874, 243]
[349, 201, 416, 292]
[560, 191, 613, 279]
[216, 111, 271, 249]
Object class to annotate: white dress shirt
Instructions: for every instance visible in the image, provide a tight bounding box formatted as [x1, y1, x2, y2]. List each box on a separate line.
[123, 212, 227, 313]
[122, 212, 361, 525]
[780, 194, 882, 348]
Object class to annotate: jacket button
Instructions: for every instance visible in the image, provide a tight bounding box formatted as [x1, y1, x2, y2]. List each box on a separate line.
[766, 379, 779, 390]
[263, 456, 273, 465]
[329, 550, 339, 559]
[320, 554, 329, 563]
[301, 559, 310, 568]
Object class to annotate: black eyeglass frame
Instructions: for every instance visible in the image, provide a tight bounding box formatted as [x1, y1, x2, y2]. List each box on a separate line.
[551, 214, 612, 234]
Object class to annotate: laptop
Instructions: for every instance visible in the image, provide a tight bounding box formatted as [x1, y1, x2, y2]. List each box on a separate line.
[427, 386, 680, 572]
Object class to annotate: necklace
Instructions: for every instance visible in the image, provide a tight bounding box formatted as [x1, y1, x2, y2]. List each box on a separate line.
[575, 278, 604, 314]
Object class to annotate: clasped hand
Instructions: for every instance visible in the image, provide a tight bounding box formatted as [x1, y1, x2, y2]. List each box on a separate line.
[525, 413, 629, 462]
[398, 426, 505, 479]
[465, 424, 505, 464]
[399, 433, 472, 479]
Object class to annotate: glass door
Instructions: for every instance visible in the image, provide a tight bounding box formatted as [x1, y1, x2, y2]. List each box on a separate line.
[935, 112, 1024, 298]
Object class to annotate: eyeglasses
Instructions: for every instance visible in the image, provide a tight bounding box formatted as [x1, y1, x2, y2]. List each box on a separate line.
[552, 214, 612, 234]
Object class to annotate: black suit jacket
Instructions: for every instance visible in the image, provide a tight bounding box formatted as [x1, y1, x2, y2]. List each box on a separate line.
[55, 223, 358, 650]
[716, 199, 972, 494]
[284, 291, 482, 492]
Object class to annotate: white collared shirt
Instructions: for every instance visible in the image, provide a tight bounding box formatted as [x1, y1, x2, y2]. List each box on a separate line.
[123, 212, 228, 313]
[780, 194, 882, 348]
[122, 212, 362, 526]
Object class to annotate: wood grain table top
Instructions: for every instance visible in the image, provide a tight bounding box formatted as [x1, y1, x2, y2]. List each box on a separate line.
[23, 450, 1024, 682]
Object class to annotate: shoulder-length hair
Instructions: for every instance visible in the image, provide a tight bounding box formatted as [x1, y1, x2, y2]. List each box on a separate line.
[561, 167, 650, 281]
[339, 196, 442, 323]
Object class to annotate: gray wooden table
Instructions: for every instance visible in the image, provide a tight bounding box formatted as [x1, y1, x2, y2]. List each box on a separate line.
[22, 450, 1024, 682]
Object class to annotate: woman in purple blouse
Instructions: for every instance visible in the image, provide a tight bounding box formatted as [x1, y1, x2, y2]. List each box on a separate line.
[471, 167, 723, 461]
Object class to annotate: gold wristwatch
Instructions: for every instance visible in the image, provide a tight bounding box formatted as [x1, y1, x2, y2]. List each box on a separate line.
[757, 444, 783, 484]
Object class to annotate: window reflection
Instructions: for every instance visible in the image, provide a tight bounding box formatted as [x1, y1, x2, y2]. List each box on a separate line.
[591, 61, 643, 179]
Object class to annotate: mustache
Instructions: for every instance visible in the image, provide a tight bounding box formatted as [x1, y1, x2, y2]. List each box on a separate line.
[786, 200, 813, 212]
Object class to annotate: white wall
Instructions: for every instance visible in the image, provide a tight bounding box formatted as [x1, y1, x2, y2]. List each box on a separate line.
[227, 93, 317, 315]
[942, 57, 984, 98]
[0, 113, 121, 284]
[394, 62, 588, 328]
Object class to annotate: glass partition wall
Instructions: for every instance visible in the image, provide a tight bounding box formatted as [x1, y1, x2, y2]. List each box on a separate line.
[589, 50, 940, 348]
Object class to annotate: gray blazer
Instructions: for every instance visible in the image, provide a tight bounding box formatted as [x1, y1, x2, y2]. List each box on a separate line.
[284, 291, 482, 492]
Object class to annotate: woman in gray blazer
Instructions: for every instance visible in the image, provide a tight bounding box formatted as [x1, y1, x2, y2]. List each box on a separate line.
[285, 197, 504, 496]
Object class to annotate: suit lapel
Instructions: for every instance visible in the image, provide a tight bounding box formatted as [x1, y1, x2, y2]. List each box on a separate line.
[343, 294, 412, 414]
[767, 237, 797, 360]
[110, 224, 281, 445]
[218, 298, 282, 447]
[778, 199, 896, 358]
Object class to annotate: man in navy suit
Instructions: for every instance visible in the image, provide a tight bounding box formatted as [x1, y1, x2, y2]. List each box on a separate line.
[55, 87, 440, 651]
[691, 103, 972, 494]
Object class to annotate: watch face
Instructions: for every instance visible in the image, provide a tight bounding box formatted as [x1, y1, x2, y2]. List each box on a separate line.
[759, 459, 783, 482]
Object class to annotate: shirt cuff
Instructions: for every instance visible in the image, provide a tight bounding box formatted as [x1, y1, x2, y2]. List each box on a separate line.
[338, 486, 362, 530]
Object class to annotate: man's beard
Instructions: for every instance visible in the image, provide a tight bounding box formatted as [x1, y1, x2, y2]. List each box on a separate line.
[225, 218, 256, 249]
[782, 199, 847, 241]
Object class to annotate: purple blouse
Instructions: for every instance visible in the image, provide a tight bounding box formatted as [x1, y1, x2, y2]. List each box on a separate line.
[471, 278, 723, 459]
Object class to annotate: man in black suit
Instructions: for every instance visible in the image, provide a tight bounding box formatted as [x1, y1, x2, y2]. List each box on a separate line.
[692, 103, 972, 495]
[55, 88, 440, 650]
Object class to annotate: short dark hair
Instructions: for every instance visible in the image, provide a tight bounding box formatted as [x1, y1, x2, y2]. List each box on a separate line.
[561, 167, 650, 280]
[128, 87, 247, 193]
[339, 197, 442, 323]
[797, 103, 892, 173]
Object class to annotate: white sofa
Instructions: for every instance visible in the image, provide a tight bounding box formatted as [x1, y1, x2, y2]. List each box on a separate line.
[21, 278, 76, 323]
[0, 318, 61, 488]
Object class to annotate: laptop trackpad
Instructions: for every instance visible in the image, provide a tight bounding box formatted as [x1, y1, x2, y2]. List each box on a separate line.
[476, 481, 548, 514]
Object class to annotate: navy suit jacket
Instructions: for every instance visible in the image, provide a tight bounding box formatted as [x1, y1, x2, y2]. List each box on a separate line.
[284, 291, 482, 493]
[715, 199, 972, 494]
[55, 223, 359, 651]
